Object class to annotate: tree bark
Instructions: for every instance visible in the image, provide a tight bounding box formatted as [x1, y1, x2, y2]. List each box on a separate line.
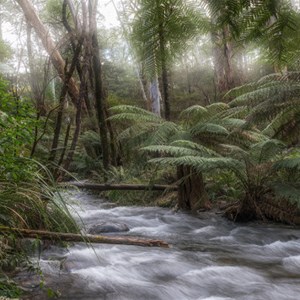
[211, 26, 236, 96]
[62, 182, 178, 191]
[57, 117, 72, 167]
[157, 6, 170, 120]
[89, 0, 111, 171]
[0, 226, 169, 248]
[62, 75, 85, 173]
[48, 39, 83, 163]
[177, 166, 211, 211]
[149, 76, 161, 116]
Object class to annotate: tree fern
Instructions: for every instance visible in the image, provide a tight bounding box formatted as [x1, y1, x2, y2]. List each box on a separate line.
[228, 71, 300, 143]
[141, 145, 202, 157]
[170, 140, 219, 157]
[190, 122, 230, 136]
[146, 121, 180, 145]
[250, 139, 286, 164]
[148, 156, 244, 175]
[273, 157, 300, 171]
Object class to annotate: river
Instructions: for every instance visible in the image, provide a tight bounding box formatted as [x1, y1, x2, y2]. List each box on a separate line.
[18, 191, 300, 299]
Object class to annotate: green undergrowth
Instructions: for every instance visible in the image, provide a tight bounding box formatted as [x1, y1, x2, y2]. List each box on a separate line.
[98, 165, 177, 207]
[0, 277, 22, 299]
[0, 160, 79, 299]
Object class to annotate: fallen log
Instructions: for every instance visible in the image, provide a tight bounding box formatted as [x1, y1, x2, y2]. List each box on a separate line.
[61, 182, 178, 191]
[0, 226, 169, 248]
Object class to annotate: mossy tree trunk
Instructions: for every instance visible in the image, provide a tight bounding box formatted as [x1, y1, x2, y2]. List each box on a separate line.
[177, 166, 211, 211]
[157, 0, 170, 120]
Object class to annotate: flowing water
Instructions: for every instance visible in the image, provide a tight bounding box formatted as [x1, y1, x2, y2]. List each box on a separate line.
[19, 191, 300, 299]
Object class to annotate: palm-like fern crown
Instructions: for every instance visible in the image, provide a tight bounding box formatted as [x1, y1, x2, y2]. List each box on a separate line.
[227, 71, 300, 143]
[238, 0, 300, 68]
[128, 0, 205, 79]
[109, 105, 180, 149]
[109, 103, 300, 203]
[199, 0, 300, 68]
[110, 104, 265, 180]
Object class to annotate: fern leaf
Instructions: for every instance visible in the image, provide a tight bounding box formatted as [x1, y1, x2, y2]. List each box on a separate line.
[191, 122, 229, 136]
[271, 182, 300, 205]
[148, 156, 244, 175]
[109, 113, 162, 123]
[273, 157, 300, 171]
[170, 140, 219, 157]
[180, 105, 208, 121]
[206, 102, 229, 114]
[141, 145, 201, 157]
[251, 139, 285, 163]
[109, 105, 158, 116]
[147, 122, 180, 145]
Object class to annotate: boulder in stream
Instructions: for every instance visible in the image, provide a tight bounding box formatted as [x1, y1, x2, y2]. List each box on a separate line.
[88, 222, 129, 234]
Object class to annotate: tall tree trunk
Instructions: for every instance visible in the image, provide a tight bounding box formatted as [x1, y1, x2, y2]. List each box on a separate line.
[49, 39, 83, 162]
[105, 105, 118, 166]
[211, 26, 236, 96]
[15, 0, 80, 106]
[177, 166, 211, 211]
[149, 75, 161, 116]
[157, 1, 170, 120]
[137, 66, 151, 110]
[62, 92, 83, 174]
[89, 0, 111, 171]
[26, 22, 46, 116]
[57, 117, 72, 168]
[60, 40, 87, 174]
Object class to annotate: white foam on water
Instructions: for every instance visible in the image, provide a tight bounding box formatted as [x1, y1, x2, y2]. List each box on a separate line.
[210, 236, 236, 242]
[282, 255, 300, 273]
[193, 225, 216, 234]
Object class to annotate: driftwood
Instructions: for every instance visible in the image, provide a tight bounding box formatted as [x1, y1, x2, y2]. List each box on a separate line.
[62, 182, 178, 191]
[0, 226, 169, 248]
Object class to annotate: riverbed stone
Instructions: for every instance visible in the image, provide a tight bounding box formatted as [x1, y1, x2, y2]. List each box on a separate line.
[88, 222, 130, 234]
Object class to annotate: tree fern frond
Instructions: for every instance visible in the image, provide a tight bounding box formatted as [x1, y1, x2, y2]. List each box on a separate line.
[109, 112, 162, 123]
[148, 156, 244, 175]
[271, 182, 300, 205]
[227, 130, 265, 149]
[229, 82, 298, 107]
[273, 157, 300, 171]
[146, 121, 180, 145]
[251, 139, 285, 163]
[206, 102, 230, 114]
[262, 105, 300, 137]
[141, 145, 201, 157]
[218, 118, 246, 129]
[180, 105, 208, 121]
[109, 105, 159, 117]
[222, 106, 250, 120]
[117, 122, 159, 141]
[224, 82, 257, 99]
[218, 144, 249, 158]
[191, 122, 229, 136]
[170, 139, 219, 157]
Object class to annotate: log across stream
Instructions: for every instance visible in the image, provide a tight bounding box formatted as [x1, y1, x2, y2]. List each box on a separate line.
[15, 190, 300, 300]
[0, 226, 169, 248]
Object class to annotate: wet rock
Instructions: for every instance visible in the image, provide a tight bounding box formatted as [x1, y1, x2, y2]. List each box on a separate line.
[88, 222, 129, 234]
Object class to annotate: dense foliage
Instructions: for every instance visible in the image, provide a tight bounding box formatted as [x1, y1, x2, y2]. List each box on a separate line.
[1, 0, 300, 296]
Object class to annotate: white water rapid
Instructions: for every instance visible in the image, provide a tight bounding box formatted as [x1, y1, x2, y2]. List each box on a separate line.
[18, 191, 300, 299]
